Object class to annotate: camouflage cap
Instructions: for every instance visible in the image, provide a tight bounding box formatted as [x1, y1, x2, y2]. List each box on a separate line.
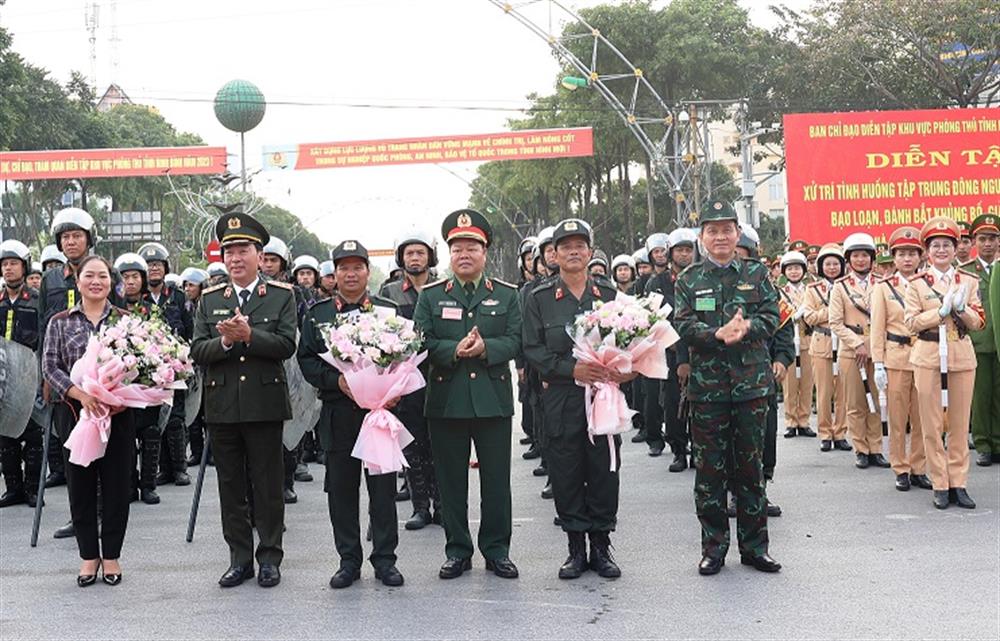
[699, 200, 739, 225]
[876, 248, 894, 265]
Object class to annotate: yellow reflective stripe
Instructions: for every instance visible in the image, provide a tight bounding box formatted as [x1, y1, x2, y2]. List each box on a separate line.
[4, 309, 12, 340]
[67, 290, 75, 308]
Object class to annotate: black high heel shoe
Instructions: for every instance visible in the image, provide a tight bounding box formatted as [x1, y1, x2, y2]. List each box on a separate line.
[78, 561, 101, 587]
[102, 561, 122, 586]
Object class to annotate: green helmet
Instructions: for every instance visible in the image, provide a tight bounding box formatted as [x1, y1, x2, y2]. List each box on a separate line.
[699, 200, 739, 225]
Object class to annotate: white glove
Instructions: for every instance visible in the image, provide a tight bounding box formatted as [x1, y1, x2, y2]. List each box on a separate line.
[938, 288, 954, 317]
[793, 305, 808, 321]
[952, 283, 968, 313]
[873, 362, 888, 391]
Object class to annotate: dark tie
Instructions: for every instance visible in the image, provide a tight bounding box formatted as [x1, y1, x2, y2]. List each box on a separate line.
[239, 289, 250, 308]
[464, 281, 476, 299]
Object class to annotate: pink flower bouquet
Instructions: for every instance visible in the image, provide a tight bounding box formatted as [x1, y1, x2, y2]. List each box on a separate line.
[570, 292, 679, 470]
[65, 311, 194, 466]
[317, 309, 426, 475]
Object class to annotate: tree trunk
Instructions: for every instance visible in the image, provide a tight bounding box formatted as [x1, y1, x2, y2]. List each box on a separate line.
[643, 156, 656, 233]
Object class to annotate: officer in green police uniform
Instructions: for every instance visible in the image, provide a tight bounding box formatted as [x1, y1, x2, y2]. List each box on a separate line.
[297, 240, 405, 589]
[191, 212, 297, 589]
[674, 201, 782, 577]
[960, 214, 1000, 465]
[413, 209, 522, 580]
[522, 218, 626, 580]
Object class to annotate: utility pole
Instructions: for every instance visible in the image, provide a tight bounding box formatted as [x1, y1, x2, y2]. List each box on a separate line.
[84, 2, 100, 95]
[109, 0, 120, 84]
[738, 100, 757, 227]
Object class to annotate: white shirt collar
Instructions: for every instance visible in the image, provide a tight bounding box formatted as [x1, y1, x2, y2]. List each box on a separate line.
[930, 265, 954, 281]
[232, 277, 259, 298]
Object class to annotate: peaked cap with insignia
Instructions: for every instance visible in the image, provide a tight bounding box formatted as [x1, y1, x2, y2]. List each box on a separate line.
[441, 209, 493, 246]
[699, 200, 739, 225]
[216, 211, 270, 249]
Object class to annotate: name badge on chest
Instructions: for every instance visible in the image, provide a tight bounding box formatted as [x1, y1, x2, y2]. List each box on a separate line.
[695, 297, 716, 312]
[442, 307, 463, 321]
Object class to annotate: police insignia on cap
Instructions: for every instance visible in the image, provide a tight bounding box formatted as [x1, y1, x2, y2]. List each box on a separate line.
[228, 217, 241, 229]
[344, 241, 357, 251]
[565, 221, 578, 231]
[904, 230, 912, 237]
[714, 202, 722, 210]
[457, 213, 472, 227]
[937, 221, 946, 229]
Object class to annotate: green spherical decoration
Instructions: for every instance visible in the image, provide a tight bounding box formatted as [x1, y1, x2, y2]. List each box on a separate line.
[214, 79, 266, 133]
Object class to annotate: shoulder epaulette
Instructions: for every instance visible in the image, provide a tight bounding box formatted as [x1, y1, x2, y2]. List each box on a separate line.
[307, 297, 332, 311]
[423, 278, 448, 289]
[202, 283, 227, 295]
[490, 277, 517, 289]
[529, 279, 556, 294]
[370, 294, 399, 309]
[807, 280, 824, 288]
[957, 267, 980, 280]
[267, 280, 294, 290]
[958, 259, 977, 270]
[834, 275, 850, 283]
[908, 271, 928, 283]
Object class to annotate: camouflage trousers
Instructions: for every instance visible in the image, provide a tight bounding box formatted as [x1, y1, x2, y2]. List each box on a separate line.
[691, 396, 769, 560]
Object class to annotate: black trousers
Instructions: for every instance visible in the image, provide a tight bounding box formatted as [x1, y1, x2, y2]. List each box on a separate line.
[543, 384, 620, 533]
[208, 420, 285, 568]
[643, 376, 664, 446]
[661, 366, 689, 455]
[0, 419, 44, 491]
[55, 402, 135, 560]
[764, 393, 778, 480]
[320, 401, 398, 572]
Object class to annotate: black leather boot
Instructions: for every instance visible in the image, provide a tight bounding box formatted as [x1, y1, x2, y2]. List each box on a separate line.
[588, 531, 621, 578]
[558, 532, 588, 579]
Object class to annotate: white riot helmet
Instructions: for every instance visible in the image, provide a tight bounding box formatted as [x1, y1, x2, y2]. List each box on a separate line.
[631, 248, 650, 266]
[51, 207, 96, 252]
[262, 236, 291, 269]
[113, 252, 148, 275]
[1, 240, 31, 282]
[164, 272, 183, 289]
[291, 254, 320, 277]
[180, 267, 209, 286]
[30, 261, 44, 276]
[737, 223, 760, 255]
[394, 228, 438, 269]
[843, 232, 877, 256]
[318, 260, 335, 278]
[536, 226, 556, 250]
[611, 253, 636, 272]
[645, 232, 670, 263]
[780, 251, 807, 270]
[40, 244, 67, 268]
[668, 228, 697, 249]
[207, 262, 228, 278]
[137, 242, 170, 270]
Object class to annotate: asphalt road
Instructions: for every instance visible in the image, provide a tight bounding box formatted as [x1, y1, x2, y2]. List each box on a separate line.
[1, 408, 998, 641]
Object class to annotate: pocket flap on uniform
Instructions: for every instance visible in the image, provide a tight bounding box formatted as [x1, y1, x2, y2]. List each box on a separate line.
[207, 374, 224, 387]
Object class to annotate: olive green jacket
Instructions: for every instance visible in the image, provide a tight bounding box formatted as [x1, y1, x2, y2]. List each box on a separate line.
[413, 275, 521, 418]
[959, 259, 995, 354]
[191, 278, 298, 424]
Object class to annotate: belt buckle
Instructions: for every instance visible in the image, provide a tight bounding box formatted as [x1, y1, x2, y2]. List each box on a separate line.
[946, 328, 959, 342]
[863, 325, 870, 338]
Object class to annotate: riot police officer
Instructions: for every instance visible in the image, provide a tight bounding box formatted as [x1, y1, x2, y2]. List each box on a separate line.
[0, 240, 44, 508]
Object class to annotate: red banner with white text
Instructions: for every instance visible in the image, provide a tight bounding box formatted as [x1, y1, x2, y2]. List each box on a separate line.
[0, 146, 228, 180]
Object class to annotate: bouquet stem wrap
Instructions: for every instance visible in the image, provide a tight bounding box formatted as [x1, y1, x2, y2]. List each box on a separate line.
[64, 336, 177, 467]
[320, 351, 426, 475]
[571, 317, 679, 471]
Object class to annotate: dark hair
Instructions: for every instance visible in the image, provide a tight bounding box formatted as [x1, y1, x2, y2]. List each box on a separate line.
[78, 254, 113, 273]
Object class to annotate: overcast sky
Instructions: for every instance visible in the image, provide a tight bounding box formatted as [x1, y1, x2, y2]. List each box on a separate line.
[2, 0, 807, 265]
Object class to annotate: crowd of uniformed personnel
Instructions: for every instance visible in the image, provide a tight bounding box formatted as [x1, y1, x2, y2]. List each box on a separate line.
[0, 202, 997, 586]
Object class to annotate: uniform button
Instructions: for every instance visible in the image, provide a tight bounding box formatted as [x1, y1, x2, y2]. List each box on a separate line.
[467, 312, 473, 318]
[239, 375, 246, 382]
[470, 372, 477, 379]
[239, 356, 246, 362]
[436, 376, 443, 382]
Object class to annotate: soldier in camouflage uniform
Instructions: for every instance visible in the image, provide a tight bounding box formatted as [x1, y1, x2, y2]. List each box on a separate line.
[674, 201, 782, 576]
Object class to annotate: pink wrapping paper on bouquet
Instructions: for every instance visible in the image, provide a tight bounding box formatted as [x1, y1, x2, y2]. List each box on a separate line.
[64, 336, 176, 467]
[320, 351, 427, 475]
[571, 315, 679, 471]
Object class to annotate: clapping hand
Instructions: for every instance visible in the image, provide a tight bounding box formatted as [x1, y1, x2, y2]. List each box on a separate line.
[715, 308, 750, 346]
[456, 326, 486, 359]
[217, 308, 252, 346]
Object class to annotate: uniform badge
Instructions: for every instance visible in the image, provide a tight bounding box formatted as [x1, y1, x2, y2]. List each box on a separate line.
[565, 221, 578, 231]
[344, 241, 357, 251]
[445, 281, 454, 293]
[227, 217, 241, 229]
[482, 299, 500, 306]
[457, 213, 472, 227]
[213, 309, 232, 316]
[485, 279, 494, 292]
[223, 287, 233, 299]
[713, 202, 723, 210]
[442, 307, 463, 320]
[555, 287, 564, 301]
[736, 283, 754, 291]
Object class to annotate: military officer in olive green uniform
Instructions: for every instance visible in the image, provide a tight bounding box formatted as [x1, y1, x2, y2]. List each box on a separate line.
[674, 201, 782, 576]
[297, 240, 405, 589]
[522, 218, 627, 580]
[961, 214, 1000, 465]
[191, 213, 297, 589]
[413, 209, 522, 580]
